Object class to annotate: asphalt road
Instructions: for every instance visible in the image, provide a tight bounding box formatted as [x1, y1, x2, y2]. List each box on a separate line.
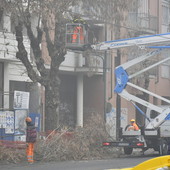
[0, 152, 158, 170]
[0, 158, 155, 170]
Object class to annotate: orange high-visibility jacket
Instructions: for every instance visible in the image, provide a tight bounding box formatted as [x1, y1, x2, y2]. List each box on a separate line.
[72, 26, 84, 43]
[132, 122, 139, 131]
[128, 122, 140, 131]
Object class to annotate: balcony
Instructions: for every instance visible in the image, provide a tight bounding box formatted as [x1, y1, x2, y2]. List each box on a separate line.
[128, 12, 158, 34]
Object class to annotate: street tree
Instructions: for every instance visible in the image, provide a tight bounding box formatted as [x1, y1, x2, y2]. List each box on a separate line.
[1, 0, 134, 130]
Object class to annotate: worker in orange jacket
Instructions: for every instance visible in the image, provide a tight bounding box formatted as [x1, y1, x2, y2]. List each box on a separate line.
[128, 119, 140, 131]
[72, 26, 84, 44]
[25, 117, 37, 164]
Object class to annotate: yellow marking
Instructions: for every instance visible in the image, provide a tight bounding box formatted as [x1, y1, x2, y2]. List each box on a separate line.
[106, 168, 132, 170]
[107, 155, 170, 170]
[133, 156, 170, 170]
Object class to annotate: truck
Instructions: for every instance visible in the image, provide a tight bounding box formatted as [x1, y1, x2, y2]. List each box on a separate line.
[103, 105, 170, 155]
[65, 23, 170, 155]
[94, 33, 170, 156]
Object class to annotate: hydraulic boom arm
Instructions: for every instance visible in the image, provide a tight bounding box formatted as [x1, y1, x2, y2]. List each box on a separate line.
[91, 32, 170, 51]
[92, 32, 170, 130]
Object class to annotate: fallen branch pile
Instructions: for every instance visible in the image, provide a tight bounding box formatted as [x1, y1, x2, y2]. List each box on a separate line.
[35, 114, 115, 161]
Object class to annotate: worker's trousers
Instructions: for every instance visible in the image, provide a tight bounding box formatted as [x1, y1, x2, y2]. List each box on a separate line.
[26, 143, 34, 163]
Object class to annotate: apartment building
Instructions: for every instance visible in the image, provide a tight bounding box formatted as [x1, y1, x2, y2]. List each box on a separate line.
[55, 25, 106, 128]
[0, 5, 107, 134]
[58, 0, 170, 131]
[1, 0, 170, 134]
[106, 0, 170, 138]
[0, 11, 40, 112]
[0, 9, 42, 140]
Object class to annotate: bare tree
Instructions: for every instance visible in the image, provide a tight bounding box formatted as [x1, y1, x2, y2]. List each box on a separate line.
[1, 0, 134, 130]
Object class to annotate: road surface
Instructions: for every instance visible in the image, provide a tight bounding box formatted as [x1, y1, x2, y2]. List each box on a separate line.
[0, 151, 158, 170]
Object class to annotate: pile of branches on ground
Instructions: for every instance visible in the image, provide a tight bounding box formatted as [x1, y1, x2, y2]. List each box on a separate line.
[0, 145, 25, 163]
[35, 113, 117, 162]
[0, 114, 118, 163]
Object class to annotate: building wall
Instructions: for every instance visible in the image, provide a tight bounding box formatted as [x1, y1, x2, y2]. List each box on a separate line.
[4, 62, 30, 109]
[33, 0, 170, 130]
[107, 0, 170, 132]
[83, 75, 104, 123]
[151, 0, 170, 102]
[149, 0, 158, 16]
[0, 12, 39, 113]
[149, 72, 170, 100]
[59, 74, 77, 127]
[58, 74, 104, 127]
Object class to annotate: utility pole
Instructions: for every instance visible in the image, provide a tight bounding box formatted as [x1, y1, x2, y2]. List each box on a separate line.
[103, 23, 107, 122]
[115, 49, 121, 140]
[103, 52, 107, 122]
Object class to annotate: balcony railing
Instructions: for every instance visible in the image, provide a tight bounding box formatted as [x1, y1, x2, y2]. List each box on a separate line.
[128, 12, 158, 33]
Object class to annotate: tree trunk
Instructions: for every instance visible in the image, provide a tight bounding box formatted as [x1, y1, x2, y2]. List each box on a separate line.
[44, 75, 60, 131]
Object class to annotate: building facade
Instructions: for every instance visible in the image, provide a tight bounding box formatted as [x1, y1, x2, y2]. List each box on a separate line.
[0, 11, 39, 112]
[1, 0, 170, 135]
[106, 0, 170, 138]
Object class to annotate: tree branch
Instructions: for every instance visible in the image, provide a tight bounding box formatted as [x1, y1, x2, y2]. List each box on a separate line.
[24, 13, 48, 78]
[15, 23, 43, 84]
[42, 19, 55, 58]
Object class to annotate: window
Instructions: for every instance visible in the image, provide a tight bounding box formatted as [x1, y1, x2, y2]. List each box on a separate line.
[0, 8, 3, 31]
[0, 63, 4, 109]
[138, 0, 149, 15]
[162, 5, 169, 25]
[161, 64, 170, 79]
[150, 110, 159, 119]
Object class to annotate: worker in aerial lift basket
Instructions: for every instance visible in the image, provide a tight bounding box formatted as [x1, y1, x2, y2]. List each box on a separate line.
[71, 16, 88, 44]
[127, 119, 140, 131]
[72, 25, 84, 44]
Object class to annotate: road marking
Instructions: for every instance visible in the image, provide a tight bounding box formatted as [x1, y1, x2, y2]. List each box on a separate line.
[105, 167, 169, 170]
[105, 168, 132, 170]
